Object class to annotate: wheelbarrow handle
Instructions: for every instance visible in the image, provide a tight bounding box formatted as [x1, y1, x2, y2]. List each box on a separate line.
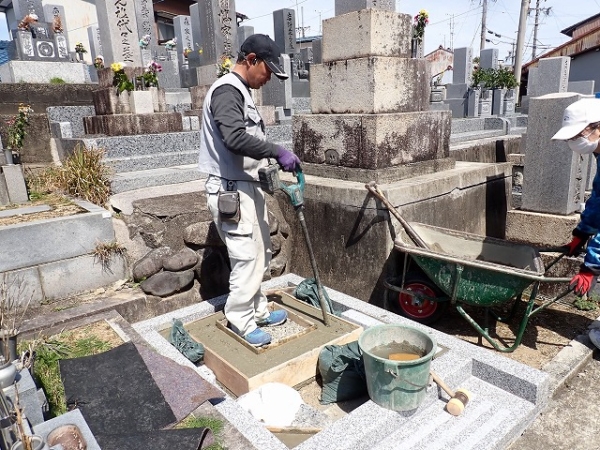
[365, 181, 429, 250]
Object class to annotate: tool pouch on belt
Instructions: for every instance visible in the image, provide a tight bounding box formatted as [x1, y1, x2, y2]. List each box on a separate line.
[218, 181, 240, 223]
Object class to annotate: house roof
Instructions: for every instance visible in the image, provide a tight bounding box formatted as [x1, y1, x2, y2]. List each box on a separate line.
[424, 45, 453, 59]
[561, 12, 600, 37]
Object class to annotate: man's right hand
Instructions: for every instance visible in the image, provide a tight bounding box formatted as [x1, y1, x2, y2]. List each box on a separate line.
[564, 229, 592, 256]
[276, 147, 301, 172]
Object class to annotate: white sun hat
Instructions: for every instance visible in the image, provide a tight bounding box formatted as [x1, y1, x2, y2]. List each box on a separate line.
[551, 97, 600, 140]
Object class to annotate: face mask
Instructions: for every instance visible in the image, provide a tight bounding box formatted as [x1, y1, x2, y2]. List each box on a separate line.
[568, 136, 599, 155]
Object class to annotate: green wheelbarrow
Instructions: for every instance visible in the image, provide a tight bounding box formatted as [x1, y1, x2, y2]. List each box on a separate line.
[385, 222, 574, 353]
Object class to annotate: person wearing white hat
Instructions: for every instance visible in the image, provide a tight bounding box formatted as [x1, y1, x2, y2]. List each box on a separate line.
[551, 97, 600, 349]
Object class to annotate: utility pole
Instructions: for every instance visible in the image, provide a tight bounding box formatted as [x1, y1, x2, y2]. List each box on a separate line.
[514, 0, 530, 102]
[529, 0, 552, 60]
[448, 14, 455, 50]
[480, 0, 488, 51]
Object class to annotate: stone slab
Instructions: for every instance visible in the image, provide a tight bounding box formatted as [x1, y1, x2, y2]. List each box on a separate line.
[4, 367, 45, 426]
[300, 158, 456, 183]
[273, 8, 297, 54]
[0, 61, 91, 83]
[0, 204, 51, 218]
[47, 106, 95, 138]
[0, 201, 114, 272]
[568, 80, 595, 95]
[95, 0, 142, 66]
[39, 253, 127, 301]
[293, 111, 451, 169]
[505, 209, 580, 247]
[129, 90, 154, 114]
[83, 112, 184, 136]
[132, 273, 549, 450]
[522, 93, 588, 215]
[111, 165, 203, 194]
[2, 164, 28, 204]
[310, 57, 430, 114]
[0, 266, 44, 308]
[322, 10, 412, 62]
[334, 0, 395, 16]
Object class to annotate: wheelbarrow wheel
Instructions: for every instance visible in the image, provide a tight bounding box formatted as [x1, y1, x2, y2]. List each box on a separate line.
[387, 273, 448, 325]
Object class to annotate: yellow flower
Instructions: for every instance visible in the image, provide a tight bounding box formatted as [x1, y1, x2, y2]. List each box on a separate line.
[110, 62, 124, 72]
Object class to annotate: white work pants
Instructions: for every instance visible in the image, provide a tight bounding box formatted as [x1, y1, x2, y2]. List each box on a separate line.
[206, 179, 272, 336]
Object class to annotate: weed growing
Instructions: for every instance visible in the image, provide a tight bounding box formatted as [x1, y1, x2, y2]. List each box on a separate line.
[93, 240, 127, 270]
[177, 414, 226, 450]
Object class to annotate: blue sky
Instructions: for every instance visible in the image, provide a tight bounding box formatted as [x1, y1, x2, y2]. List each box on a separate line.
[235, 0, 595, 63]
[0, 0, 594, 64]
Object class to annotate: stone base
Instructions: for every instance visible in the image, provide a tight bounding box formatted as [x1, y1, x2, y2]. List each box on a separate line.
[505, 209, 579, 247]
[0, 61, 92, 84]
[83, 112, 183, 136]
[301, 158, 455, 183]
[310, 57, 431, 114]
[293, 111, 451, 169]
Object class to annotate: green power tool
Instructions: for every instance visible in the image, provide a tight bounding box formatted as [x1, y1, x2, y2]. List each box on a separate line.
[258, 163, 330, 326]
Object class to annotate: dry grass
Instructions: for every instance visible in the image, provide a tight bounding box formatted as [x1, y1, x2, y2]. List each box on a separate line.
[93, 240, 127, 270]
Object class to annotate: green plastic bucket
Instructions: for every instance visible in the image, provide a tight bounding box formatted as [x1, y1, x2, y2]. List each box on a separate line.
[358, 324, 436, 412]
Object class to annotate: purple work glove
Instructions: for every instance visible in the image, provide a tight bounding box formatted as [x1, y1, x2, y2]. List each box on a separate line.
[276, 146, 301, 172]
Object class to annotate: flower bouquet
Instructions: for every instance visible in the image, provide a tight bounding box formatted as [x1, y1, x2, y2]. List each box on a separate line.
[413, 10, 429, 42]
[75, 42, 87, 54]
[143, 60, 162, 88]
[216, 54, 234, 78]
[139, 34, 151, 49]
[165, 38, 177, 51]
[111, 62, 134, 95]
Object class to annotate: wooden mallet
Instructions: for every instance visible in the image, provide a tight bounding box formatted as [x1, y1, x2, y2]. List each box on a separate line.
[430, 370, 472, 416]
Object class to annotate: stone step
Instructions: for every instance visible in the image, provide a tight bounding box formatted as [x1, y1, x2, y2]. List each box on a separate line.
[80, 132, 202, 158]
[451, 117, 487, 134]
[110, 164, 204, 193]
[105, 150, 198, 173]
[449, 129, 507, 145]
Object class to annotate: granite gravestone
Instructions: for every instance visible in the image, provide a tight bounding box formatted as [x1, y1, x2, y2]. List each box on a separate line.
[334, 0, 395, 16]
[261, 53, 293, 111]
[528, 57, 570, 98]
[442, 47, 473, 118]
[174, 15, 194, 66]
[87, 25, 104, 59]
[193, 0, 238, 67]
[42, 4, 68, 59]
[95, 0, 142, 66]
[134, 0, 157, 65]
[273, 9, 296, 55]
[522, 92, 588, 215]
[13, 0, 44, 21]
[479, 48, 498, 70]
[237, 25, 254, 50]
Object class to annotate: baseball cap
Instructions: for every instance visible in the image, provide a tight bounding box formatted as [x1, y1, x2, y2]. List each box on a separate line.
[551, 98, 600, 140]
[240, 34, 289, 80]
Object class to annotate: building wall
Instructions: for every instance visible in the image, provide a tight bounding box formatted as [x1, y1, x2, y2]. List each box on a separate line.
[569, 51, 600, 93]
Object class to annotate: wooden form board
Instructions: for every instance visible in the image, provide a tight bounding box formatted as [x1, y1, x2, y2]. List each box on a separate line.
[189, 291, 364, 397]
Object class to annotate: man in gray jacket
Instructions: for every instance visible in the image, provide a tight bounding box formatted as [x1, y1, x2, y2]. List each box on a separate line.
[198, 34, 301, 347]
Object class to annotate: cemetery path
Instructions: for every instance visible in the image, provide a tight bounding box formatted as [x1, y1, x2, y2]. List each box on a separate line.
[431, 298, 599, 369]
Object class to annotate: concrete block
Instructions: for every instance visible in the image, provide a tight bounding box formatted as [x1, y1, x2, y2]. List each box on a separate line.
[2, 164, 28, 204]
[83, 112, 184, 136]
[505, 209, 579, 247]
[0, 61, 92, 84]
[522, 93, 587, 215]
[0, 207, 115, 272]
[182, 116, 191, 131]
[190, 85, 210, 109]
[322, 10, 412, 62]
[0, 173, 9, 206]
[46, 106, 96, 138]
[0, 266, 44, 308]
[310, 57, 430, 114]
[49, 121, 73, 139]
[39, 254, 127, 300]
[189, 116, 201, 131]
[129, 91, 154, 114]
[293, 111, 451, 169]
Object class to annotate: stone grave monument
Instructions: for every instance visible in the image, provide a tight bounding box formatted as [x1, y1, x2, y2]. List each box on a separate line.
[182, 0, 237, 88]
[0, 0, 91, 83]
[442, 47, 475, 118]
[478, 48, 498, 117]
[295, 7, 451, 184]
[95, 0, 141, 67]
[87, 25, 103, 60]
[174, 15, 194, 68]
[521, 56, 571, 113]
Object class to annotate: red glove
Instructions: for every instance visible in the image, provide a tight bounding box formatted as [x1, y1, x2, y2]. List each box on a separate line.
[564, 229, 592, 256]
[570, 266, 596, 296]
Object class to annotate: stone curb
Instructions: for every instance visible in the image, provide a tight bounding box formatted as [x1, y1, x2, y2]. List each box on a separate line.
[541, 316, 600, 394]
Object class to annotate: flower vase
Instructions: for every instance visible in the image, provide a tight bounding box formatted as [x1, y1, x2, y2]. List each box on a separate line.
[10, 435, 49, 450]
[0, 329, 18, 362]
[117, 91, 132, 114]
[3, 149, 13, 165]
[76, 51, 84, 62]
[149, 86, 160, 112]
[0, 361, 16, 389]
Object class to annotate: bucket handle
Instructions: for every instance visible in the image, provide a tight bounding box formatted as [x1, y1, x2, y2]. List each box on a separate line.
[385, 365, 431, 390]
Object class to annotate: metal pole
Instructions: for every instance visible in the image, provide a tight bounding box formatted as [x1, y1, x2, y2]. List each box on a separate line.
[480, 0, 488, 51]
[513, 0, 530, 103]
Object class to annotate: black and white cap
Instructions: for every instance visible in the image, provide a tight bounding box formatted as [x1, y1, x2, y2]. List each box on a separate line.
[240, 34, 289, 80]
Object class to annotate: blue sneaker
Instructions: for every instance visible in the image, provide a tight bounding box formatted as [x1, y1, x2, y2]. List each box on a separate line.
[256, 310, 288, 327]
[244, 328, 271, 347]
